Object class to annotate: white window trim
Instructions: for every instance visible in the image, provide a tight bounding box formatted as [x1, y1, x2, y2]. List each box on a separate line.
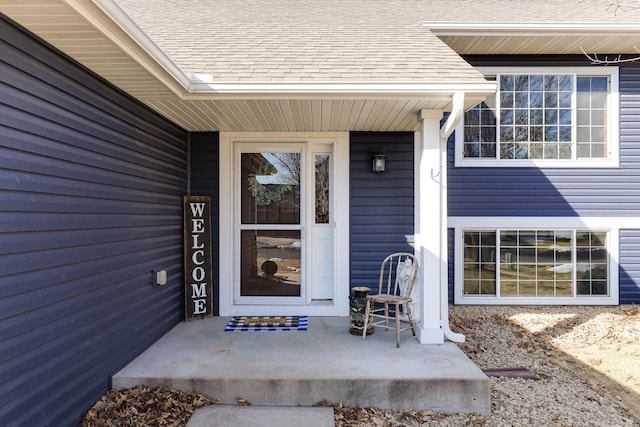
[455, 66, 620, 168]
[450, 216, 620, 305]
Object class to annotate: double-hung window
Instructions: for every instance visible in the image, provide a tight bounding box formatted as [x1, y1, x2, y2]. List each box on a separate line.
[456, 67, 619, 167]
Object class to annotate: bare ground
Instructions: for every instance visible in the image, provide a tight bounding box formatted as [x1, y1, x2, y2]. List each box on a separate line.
[79, 305, 640, 426]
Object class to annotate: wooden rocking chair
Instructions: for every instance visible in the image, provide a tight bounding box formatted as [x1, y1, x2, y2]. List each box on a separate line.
[362, 252, 418, 348]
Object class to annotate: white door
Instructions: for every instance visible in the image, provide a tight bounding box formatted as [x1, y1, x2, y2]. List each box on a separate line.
[234, 142, 338, 306]
[219, 133, 350, 316]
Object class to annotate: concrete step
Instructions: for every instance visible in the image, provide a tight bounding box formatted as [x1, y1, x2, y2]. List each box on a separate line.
[112, 317, 489, 414]
[186, 406, 335, 427]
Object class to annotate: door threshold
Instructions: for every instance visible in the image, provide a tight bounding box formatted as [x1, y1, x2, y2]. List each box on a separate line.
[309, 299, 334, 306]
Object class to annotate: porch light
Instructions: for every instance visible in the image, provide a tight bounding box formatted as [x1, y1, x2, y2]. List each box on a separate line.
[371, 152, 387, 173]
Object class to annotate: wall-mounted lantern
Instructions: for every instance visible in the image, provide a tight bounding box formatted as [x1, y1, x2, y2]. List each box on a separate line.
[371, 152, 387, 173]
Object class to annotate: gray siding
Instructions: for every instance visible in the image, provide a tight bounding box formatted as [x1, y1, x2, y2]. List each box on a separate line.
[1, 16, 187, 426]
[350, 132, 415, 290]
[450, 56, 640, 218]
[189, 132, 220, 314]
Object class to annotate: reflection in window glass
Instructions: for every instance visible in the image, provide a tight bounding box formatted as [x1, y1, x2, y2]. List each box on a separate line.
[315, 154, 330, 224]
[240, 230, 301, 297]
[499, 74, 573, 160]
[577, 231, 608, 295]
[463, 97, 497, 159]
[463, 71, 610, 161]
[462, 231, 496, 295]
[241, 153, 300, 225]
[499, 230, 573, 297]
[462, 229, 608, 298]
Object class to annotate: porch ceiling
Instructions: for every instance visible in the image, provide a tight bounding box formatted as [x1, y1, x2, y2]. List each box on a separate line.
[143, 97, 456, 133]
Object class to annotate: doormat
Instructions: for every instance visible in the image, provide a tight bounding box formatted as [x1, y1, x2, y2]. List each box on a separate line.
[482, 367, 540, 380]
[224, 316, 308, 331]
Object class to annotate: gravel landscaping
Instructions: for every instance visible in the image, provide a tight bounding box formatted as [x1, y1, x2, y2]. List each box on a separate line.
[80, 305, 640, 426]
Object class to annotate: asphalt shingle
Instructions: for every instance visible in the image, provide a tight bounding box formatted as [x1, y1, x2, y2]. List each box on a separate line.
[114, 0, 640, 83]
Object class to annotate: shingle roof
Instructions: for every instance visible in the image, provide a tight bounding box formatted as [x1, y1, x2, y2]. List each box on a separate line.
[113, 0, 485, 83]
[114, 0, 640, 83]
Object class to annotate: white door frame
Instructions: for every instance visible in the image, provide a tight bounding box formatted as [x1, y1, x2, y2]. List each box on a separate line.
[219, 132, 350, 316]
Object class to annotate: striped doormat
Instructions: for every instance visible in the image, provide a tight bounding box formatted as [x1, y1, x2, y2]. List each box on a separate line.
[224, 315, 308, 331]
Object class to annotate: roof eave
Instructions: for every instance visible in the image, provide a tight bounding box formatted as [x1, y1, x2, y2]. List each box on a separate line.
[424, 21, 640, 55]
[423, 21, 640, 36]
[79, 0, 191, 93]
[184, 81, 496, 100]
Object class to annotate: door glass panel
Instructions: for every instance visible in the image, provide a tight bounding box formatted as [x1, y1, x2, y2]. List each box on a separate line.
[241, 153, 300, 225]
[315, 154, 330, 224]
[240, 230, 301, 296]
[239, 151, 302, 298]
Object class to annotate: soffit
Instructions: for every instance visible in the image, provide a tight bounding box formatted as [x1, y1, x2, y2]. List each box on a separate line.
[422, 0, 640, 55]
[0, 0, 181, 99]
[426, 25, 640, 56]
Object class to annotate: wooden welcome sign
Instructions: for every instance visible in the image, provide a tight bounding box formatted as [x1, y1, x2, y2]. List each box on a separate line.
[183, 195, 213, 321]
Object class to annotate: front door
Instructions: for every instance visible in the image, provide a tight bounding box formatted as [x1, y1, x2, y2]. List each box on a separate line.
[219, 133, 349, 316]
[236, 144, 305, 303]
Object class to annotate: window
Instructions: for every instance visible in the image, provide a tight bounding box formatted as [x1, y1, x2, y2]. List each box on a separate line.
[457, 67, 619, 167]
[460, 228, 611, 302]
[315, 154, 330, 224]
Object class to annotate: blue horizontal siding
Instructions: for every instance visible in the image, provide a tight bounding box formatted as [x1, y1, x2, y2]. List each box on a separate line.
[620, 230, 640, 304]
[350, 132, 415, 290]
[0, 16, 187, 427]
[450, 55, 640, 218]
[189, 132, 220, 315]
[448, 228, 455, 304]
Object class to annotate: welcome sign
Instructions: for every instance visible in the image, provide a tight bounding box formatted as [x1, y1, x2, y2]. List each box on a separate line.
[183, 196, 213, 321]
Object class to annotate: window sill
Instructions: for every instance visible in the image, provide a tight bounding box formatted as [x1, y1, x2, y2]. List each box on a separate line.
[455, 295, 618, 305]
[454, 158, 619, 168]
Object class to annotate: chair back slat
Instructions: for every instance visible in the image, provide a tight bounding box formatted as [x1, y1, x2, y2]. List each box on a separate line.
[377, 252, 418, 297]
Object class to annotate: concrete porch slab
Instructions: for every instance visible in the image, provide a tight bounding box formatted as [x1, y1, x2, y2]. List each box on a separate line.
[112, 317, 489, 414]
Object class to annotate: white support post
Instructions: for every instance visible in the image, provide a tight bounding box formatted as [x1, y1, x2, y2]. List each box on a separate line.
[414, 109, 445, 344]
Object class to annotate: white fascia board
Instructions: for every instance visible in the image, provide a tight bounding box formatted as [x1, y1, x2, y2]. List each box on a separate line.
[184, 81, 497, 99]
[423, 21, 640, 37]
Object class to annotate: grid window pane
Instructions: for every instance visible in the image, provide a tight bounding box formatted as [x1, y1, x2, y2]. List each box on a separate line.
[481, 143, 496, 157]
[464, 229, 609, 299]
[576, 76, 608, 159]
[463, 98, 498, 158]
[576, 231, 609, 296]
[462, 72, 610, 162]
[462, 231, 497, 295]
[500, 230, 576, 297]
